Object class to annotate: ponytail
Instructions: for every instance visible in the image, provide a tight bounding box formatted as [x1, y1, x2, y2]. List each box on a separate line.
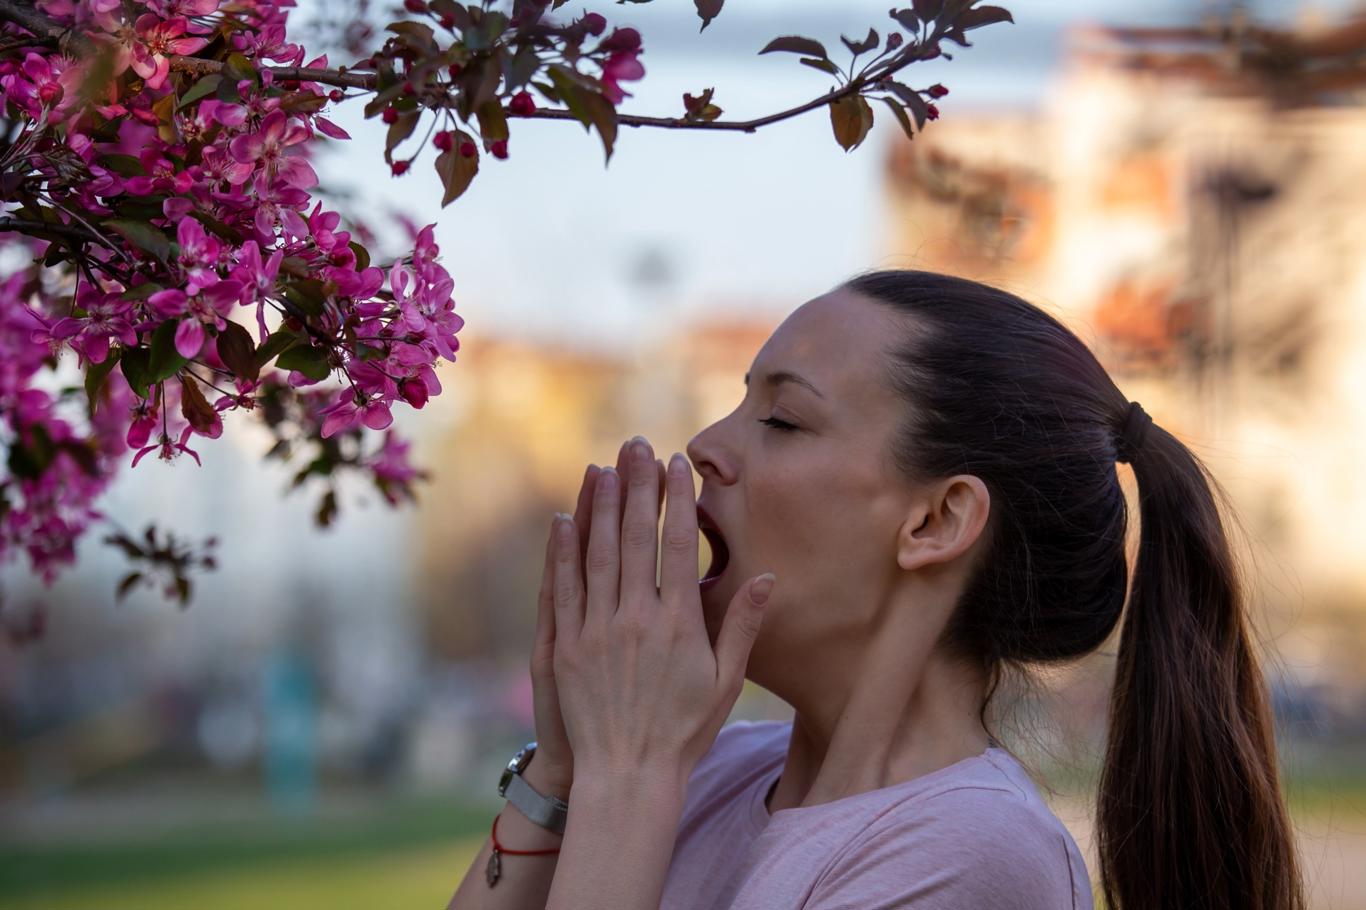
[840, 268, 1306, 909]
[1099, 424, 1305, 909]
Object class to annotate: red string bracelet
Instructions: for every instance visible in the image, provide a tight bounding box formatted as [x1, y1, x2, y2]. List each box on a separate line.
[485, 813, 562, 887]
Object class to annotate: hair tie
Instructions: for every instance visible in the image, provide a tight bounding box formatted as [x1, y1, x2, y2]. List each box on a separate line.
[1114, 401, 1153, 464]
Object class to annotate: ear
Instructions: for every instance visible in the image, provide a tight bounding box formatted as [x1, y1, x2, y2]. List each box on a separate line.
[896, 475, 991, 572]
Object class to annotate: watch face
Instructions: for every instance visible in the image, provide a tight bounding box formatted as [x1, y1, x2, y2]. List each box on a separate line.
[498, 742, 537, 796]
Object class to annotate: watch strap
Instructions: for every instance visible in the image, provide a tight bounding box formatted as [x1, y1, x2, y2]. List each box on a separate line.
[505, 769, 569, 834]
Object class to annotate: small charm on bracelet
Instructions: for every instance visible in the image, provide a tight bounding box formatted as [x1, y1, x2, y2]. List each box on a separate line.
[486, 848, 502, 887]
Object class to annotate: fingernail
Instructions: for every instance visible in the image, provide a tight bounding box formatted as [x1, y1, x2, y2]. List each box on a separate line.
[631, 438, 650, 463]
[750, 573, 776, 606]
[669, 452, 687, 476]
[600, 468, 618, 490]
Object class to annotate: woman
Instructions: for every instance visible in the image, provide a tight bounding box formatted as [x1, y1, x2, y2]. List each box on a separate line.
[448, 271, 1305, 910]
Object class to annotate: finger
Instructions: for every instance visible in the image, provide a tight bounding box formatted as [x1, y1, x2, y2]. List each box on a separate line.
[552, 514, 585, 642]
[574, 463, 601, 571]
[660, 452, 701, 609]
[534, 516, 558, 660]
[613, 439, 632, 530]
[585, 467, 621, 624]
[621, 437, 660, 603]
[714, 574, 776, 696]
[655, 458, 666, 515]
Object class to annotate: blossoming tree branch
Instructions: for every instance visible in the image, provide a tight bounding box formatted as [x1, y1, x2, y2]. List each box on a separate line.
[0, 0, 1011, 626]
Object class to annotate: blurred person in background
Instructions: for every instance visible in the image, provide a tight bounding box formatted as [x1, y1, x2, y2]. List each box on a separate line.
[448, 271, 1305, 910]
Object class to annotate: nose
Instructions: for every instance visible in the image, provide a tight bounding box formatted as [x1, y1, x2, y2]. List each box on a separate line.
[686, 417, 737, 485]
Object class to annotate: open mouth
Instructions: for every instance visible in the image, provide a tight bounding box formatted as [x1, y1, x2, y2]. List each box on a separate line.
[699, 524, 730, 584]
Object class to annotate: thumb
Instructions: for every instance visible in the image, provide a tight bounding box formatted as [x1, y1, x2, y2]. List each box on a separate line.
[715, 573, 776, 694]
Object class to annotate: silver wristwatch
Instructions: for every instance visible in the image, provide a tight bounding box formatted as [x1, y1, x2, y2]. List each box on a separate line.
[498, 741, 569, 835]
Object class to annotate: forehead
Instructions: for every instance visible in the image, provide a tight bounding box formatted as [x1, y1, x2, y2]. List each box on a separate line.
[752, 288, 904, 402]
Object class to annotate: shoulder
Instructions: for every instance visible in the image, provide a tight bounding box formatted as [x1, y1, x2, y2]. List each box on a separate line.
[698, 718, 789, 769]
[808, 753, 1089, 909]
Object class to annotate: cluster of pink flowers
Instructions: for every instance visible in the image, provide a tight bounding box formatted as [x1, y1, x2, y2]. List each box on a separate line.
[0, 0, 459, 592]
[0, 267, 133, 583]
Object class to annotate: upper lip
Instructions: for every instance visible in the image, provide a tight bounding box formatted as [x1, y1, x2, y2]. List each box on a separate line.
[695, 502, 724, 541]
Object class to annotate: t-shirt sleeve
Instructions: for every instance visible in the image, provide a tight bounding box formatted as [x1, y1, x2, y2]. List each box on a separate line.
[801, 787, 1083, 910]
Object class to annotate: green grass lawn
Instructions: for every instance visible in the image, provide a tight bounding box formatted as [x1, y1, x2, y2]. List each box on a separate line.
[0, 794, 495, 910]
[3, 772, 1363, 910]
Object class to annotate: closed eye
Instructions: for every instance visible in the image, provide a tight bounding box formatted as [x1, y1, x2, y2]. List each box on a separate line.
[758, 416, 798, 432]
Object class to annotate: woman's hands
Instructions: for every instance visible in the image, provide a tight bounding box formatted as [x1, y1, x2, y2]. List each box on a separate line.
[549, 437, 776, 783]
[527, 440, 667, 795]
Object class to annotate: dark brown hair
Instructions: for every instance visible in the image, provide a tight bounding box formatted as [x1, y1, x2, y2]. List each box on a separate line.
[842, 270, 1304, 910]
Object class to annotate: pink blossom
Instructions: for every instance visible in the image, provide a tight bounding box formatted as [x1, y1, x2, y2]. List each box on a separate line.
[132, 425, 201, 467]
[599, 48, 645, 105]
[130, 15, 208, 91]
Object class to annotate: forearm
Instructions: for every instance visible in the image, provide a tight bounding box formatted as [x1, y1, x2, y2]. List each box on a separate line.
[545, 765, 688, 910]
[446, 761, 569, 910]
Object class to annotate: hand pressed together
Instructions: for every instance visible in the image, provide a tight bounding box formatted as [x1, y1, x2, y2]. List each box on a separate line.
[543, 436, 776, 784]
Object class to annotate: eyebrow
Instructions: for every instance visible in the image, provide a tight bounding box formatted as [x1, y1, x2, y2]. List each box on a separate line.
[743, 369, 825, 399]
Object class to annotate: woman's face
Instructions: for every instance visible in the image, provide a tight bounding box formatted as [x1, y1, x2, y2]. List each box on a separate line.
[685, 288, 919, 669]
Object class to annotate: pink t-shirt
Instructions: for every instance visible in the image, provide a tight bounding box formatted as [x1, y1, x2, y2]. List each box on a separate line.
[659, 719, 1093, 910]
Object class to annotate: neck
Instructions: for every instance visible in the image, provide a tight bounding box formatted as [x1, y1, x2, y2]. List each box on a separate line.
[762, 622, 991, 814]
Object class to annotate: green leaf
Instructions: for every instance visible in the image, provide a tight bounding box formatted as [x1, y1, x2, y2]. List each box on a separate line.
[107, 219, 171, 261]
[102, 154, 146, 177]
[885, 81, 929, 129]
[758, 36, 829, 59]
[385, 109, 420, 163]
[349, 240, 370, 272]
[85, 349, 122, 417]
[281, 279, 328, 318]
[579, 90, 618, 164]
[475, 97, 509, 142]
[879, 96, 916, 142]
[216, 322, 258, 383]
[120, 346, 152, 398]
[177, 74, 222, 109]
[547, 65, 593, 132]
[435, 144, 479, 207]
[798, 57, 841, 76]
[695, 0, 723, 31]
[956, 4, 1013, 30]
[117, 572, 144, 601]
[841, 27, 879, 56]
[912, 0, 943, 21]
[179, 376, 218, 435]
[147, 320, 190, 383]
[223, 53, 258, 86]
[386, 20, 439, 54]
[255, 330, 301, 369]
[829, 94, 874, 151]
[276, 345, 331, 381]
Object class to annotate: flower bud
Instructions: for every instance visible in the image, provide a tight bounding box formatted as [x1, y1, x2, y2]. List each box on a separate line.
[402, 81, 415, 96]
[439, 13, 455, 28]
[447, 62, 463, 79]
[887, 32, 903, 49]
[433, 130, 453, 151]
[458, 141, 477, 157]
[392, 160, 410, 175]
[927, 83, 949, 98]
[925, 102, 940, 120]
[509, 90, 536, 116]
[382, 106, 399, 124]
[329, 89, 344, 102]
[403, 0, 427, 12]
[490, 139, 508, 160]
[400, 379, 429, 409]
[582, 12, 607, 35]
[598, 26, 641, 53]
[39, 83, 63, 107]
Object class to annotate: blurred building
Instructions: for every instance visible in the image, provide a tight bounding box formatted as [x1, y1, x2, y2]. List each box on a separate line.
[882, 10, 1366, 724]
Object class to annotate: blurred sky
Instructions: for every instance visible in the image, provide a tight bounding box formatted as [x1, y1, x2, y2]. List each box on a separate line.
[312, 0, 1362, 353]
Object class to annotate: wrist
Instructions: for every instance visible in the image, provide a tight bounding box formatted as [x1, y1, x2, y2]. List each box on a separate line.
[521, 755, 573, 801]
